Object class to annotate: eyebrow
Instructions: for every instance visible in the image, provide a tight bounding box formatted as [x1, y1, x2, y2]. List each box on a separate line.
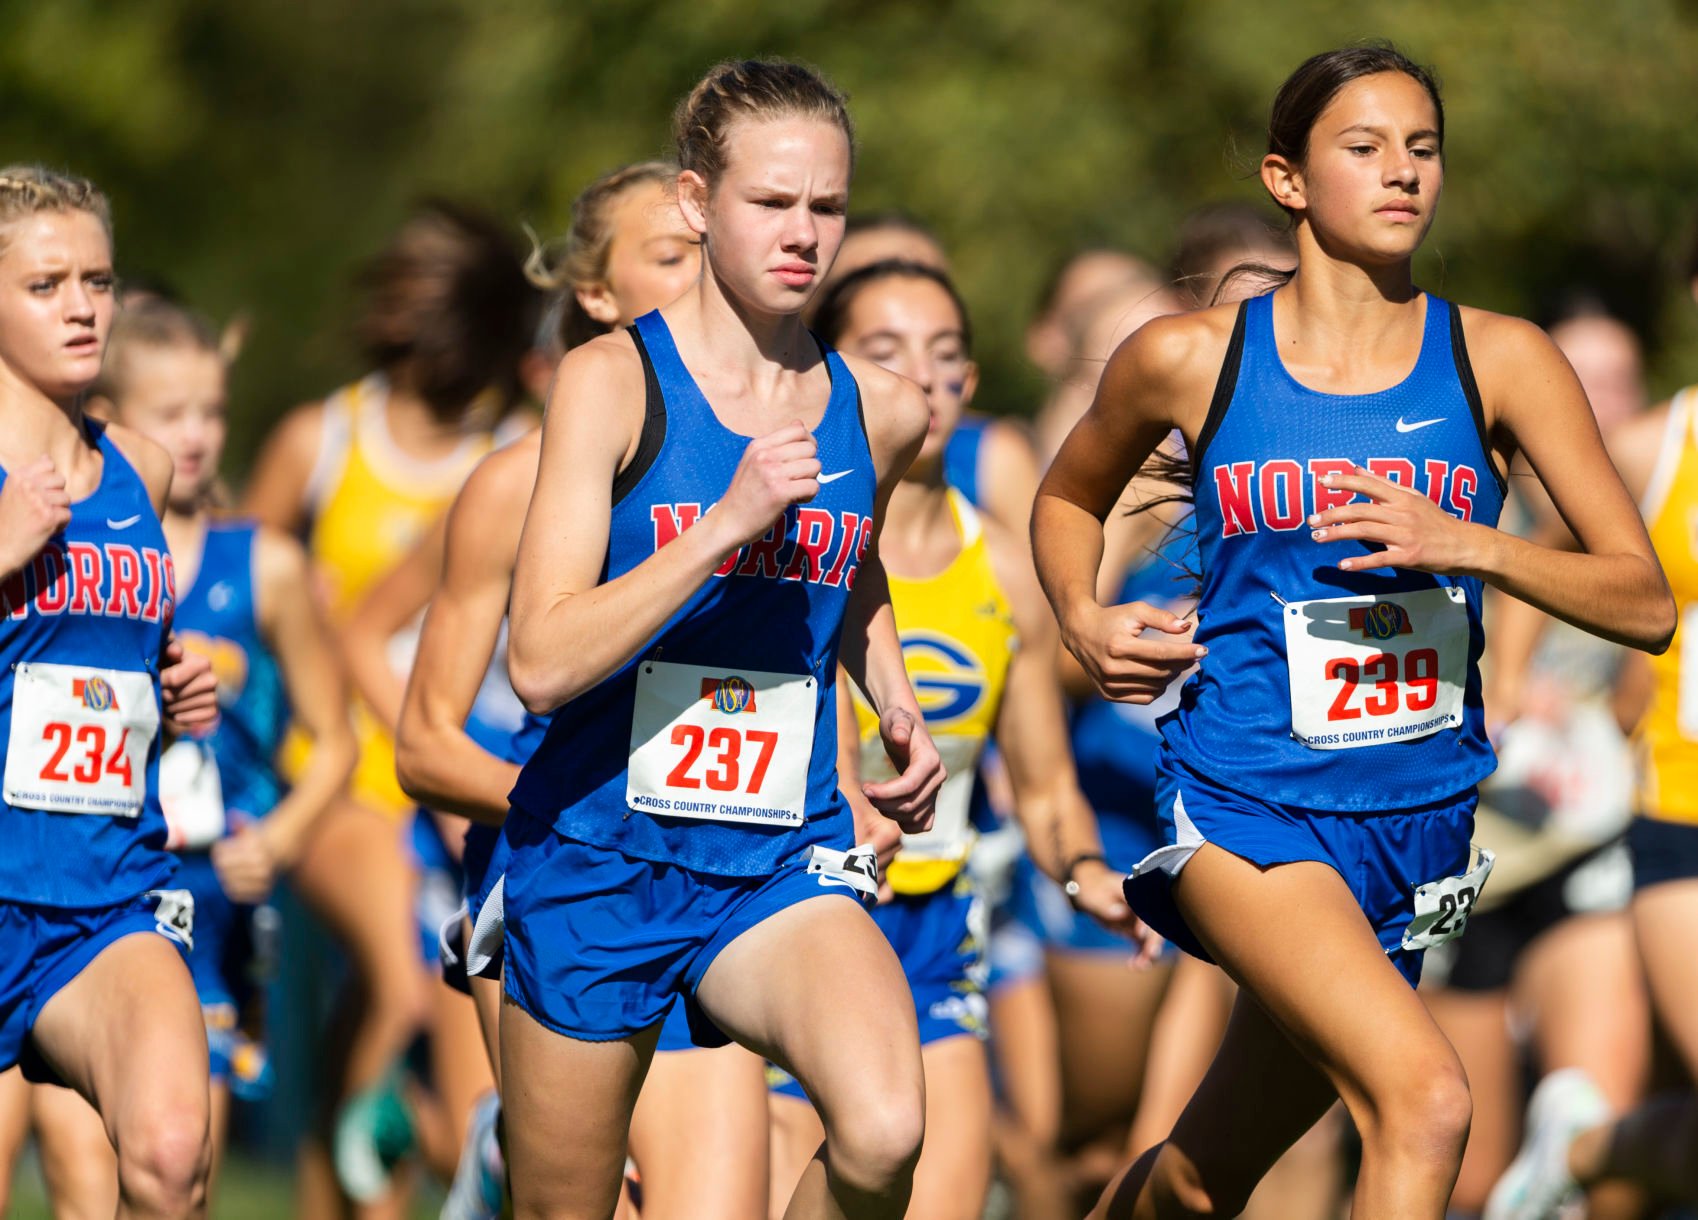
[858, 326, 966, 344]
[1337, 123, 1441, 142]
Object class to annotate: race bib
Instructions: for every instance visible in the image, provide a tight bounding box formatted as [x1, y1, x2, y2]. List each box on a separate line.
[1401, 845, 1495, 951]
[5, 663, 158, 817]
[159, 738, 227, 849]
[627, 660, 815, 827]
[1283, 586, 1469, 750]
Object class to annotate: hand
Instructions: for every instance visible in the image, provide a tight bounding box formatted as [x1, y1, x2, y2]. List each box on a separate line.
[1062, 600, 1202, 704]
[1307, 467, 1481, 574]
[1068, 858, 1163, 966]
[713, 421, 821, 549]
[0, 455, 71, 575]
[160, 638, 220, 737]
[861, 707, 944, 835]
[210, 824, 280, 904]
[846, 788, 902, 904]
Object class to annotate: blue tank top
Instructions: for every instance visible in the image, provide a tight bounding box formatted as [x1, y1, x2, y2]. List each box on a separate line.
[508, 311, 876, 875]
[173, 522, 286, 819]
[943, 415, 987, 507]
[1072, 524, 1196, 859]
[1162, 291, 1505, 810]
[0, 422, 176, 906]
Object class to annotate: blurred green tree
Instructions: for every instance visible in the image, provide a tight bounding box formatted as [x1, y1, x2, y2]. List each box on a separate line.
[2, 0, 1695, 469]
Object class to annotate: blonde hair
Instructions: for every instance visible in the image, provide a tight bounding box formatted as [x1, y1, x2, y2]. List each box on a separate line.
[94, 297, 222, 403]
[526, 161, 679, 351]
[0, 165, 111, 253]
[673, 59, 854, 184]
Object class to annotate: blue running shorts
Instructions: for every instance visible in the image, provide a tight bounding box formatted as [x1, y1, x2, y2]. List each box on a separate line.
[1125, 750, 1478, 987]
[503, 814, 873, 1049]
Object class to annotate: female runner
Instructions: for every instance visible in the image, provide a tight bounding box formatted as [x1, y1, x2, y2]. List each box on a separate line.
[766, 257, 1145, 1218]
[501, 59, 943, 1220]
[0, 164, 222, 1218]
[241, 201, 537, 1211]
[1031, 46, 1674, 1218]
[0, 296, 359, 1213]
[345, 162, 773, 1220]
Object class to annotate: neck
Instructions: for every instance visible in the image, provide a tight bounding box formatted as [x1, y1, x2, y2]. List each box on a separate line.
[882, 474, 956, 567]
[674, 263, 817, 375]
[0, 368, 88, 469]
[381, 371, 492, 441]
[1285, 233, 1418, 333]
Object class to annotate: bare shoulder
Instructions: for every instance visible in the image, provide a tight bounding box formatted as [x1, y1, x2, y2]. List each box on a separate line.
[262, 399, 330, 462]
[553, 329, 644, 399]
[979, 514, 1054, 640]
[252, 524, 311, 592]
[837, 351, 928, 449]
[1454, 306, 1567, 387]
[101, 420, 174, 512]
[1607, 400, 1675, 502]
[460, 429, 542, 519]
[1100, 304, 1236, 422]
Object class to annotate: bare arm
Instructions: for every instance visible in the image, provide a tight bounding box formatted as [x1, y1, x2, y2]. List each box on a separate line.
[341, 513, 448, 734]
[239, 402, 324, 535]
[1033, 313, 1219, 704]
[395, 441, 538, 824]
[985, 525, 1149, 952]
[974, 418, 1042, 544]
[248, 529, 356, 864]
[1312, 316, 1673, 653]
[831, 357, 945, 828]
[509, 335, 841, 713]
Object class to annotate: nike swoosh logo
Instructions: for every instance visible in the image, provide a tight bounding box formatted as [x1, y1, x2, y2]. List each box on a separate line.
[817, 470, 854, 484]
[1395, 417, 1444, 433]
[106, 514, 141, 529]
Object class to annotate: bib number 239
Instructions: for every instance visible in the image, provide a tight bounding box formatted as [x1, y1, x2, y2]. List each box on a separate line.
[1283, 586, 1470, 750]
[627, 661, 815, 827]
[5, 662, 159, 817]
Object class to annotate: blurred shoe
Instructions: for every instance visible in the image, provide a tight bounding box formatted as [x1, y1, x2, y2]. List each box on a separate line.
[1484, 1068, 1610, 1220]
[442, 1090, 505, 1220]
[334, 1070, 418, 1204]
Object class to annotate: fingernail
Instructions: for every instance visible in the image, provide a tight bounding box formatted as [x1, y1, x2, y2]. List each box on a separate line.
[1194, 646, 1208, 657]
[1321, 473, 1335, 486]
[1311, 528, 1327, 540]
[1338, 560, 1353, 570]
[1307, 514, 1321, 526]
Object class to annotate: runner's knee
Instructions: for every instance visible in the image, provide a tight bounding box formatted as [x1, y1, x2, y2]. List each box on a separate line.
[825, 1085, 925, 1193]
[115, 1098, 209, 1214]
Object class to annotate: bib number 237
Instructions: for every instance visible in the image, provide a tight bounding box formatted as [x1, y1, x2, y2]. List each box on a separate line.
[627, 661, 815, 827]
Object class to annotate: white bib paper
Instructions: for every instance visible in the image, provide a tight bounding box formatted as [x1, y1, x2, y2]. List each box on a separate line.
[627, 660, 815, 827]
[1401, 845, 1495, 951]
[1283, 586, 1469, 751]
[159, 738, 227, 849]
[5, 662, 159, 817]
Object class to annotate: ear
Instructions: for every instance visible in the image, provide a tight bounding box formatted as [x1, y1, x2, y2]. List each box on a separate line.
[677, 169, 711, 237]
[575, 282, 621, 327]
[1261, 153, 1306, 214]
[958, 361, 980, 408]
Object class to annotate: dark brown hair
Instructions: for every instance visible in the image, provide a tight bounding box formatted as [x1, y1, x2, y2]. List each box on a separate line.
[673, 59, 854, 184]
[812, 259, 973, 354]
[354, 200, 538, 418]
[1267, 43, 1444, 214]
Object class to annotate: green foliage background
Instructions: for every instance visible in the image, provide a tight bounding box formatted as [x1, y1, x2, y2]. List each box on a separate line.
[4, 0, 1697, 469]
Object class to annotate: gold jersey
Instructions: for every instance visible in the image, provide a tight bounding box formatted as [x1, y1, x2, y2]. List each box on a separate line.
[1638, 388, 1698, 823]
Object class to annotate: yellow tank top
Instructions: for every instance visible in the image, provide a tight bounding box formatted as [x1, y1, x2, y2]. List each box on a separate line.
[293, 375, 510, 816]
[854, 492, 1018, 894]
[1638, 388, 1698, 823]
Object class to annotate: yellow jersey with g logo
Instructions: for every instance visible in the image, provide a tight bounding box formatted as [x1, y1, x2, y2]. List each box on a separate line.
[853, 492, 1017, 895]
[1638, 388, 1698, 823]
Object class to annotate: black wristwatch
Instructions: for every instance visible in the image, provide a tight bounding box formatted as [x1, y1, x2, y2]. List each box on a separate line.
[1062, 852, 1108, 907]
